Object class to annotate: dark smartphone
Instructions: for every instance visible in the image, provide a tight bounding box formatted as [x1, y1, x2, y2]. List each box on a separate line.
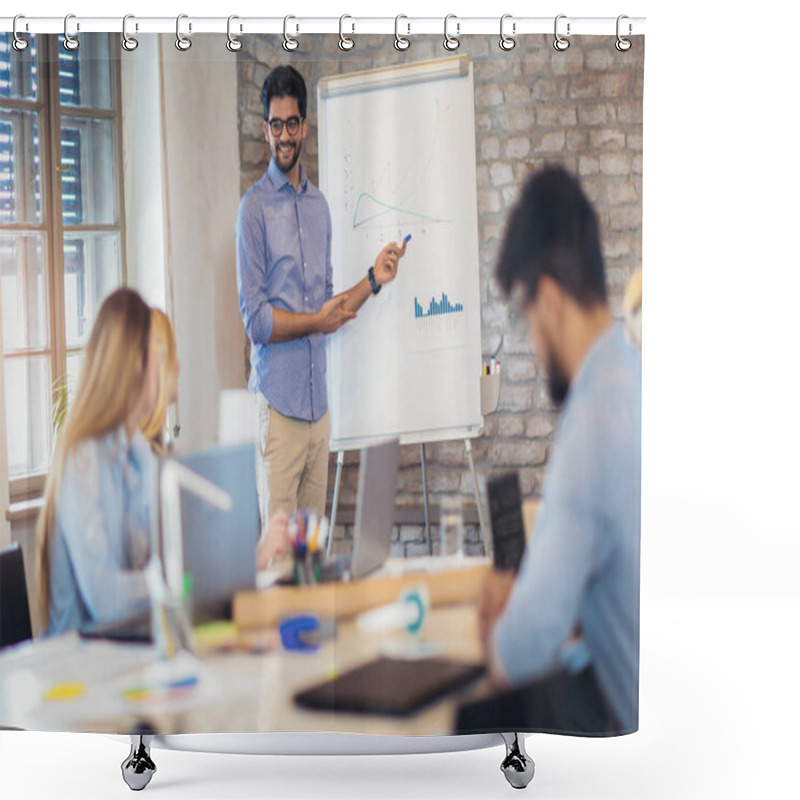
[487, 472, 526, 572]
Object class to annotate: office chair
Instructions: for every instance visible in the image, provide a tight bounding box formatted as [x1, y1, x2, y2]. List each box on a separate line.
[1, 542, 33, 649]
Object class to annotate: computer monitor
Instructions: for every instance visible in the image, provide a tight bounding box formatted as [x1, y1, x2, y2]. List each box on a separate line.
[349, 438, 400, 579]
[178, 442, 260, 623]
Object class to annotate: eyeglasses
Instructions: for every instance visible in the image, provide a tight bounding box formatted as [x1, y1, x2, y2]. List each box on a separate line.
[267, 116, 303, 136]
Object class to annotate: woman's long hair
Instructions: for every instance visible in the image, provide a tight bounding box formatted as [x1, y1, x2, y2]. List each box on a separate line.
[35, 288, 152, 633]
[139, 308, 178, 454]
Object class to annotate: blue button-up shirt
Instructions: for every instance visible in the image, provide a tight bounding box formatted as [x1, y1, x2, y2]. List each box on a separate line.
[236, 159, 334, 422]
[47, 426, 154, 637]
[492, 323, 642, 732]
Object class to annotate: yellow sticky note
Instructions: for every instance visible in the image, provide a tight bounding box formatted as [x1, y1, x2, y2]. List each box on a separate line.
[44, 682, 85, 701]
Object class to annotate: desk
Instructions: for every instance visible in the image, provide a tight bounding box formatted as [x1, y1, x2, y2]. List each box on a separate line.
[1, 571, 493, 737]
[239, 556, 491, 628]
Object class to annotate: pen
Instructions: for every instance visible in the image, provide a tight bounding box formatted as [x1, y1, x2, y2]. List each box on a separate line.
[308, 514, 319, 553]
[317, 517, 330, 553]
[389, 234, 411, 254]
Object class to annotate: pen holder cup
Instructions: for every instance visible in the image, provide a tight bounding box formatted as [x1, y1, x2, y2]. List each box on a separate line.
[480, 373, 501, 416]
[294, 551, 323, 586]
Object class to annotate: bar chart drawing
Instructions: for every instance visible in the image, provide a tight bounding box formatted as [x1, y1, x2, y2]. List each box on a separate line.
[413, 291, 466, 339]
[414, 293, 464, 319]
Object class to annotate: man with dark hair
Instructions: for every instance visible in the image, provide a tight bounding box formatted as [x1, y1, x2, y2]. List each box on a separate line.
[478, 164, 642, 733]
[236, 64, 407, 525]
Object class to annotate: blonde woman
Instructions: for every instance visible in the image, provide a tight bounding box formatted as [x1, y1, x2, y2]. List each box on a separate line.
[36, 288, 160, 637]
[140, 308, 180, 454]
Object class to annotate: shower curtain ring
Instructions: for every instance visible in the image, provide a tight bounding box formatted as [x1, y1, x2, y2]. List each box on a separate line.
[175, 14, 192, 51]
[227, 15, 243, 52]
[394, 15, 410, 51]
[615, 15, 632, 51]
[499, 14, 516, 51]
[63, 14, 79, 51]
[443, 14, 460, 51]
[339, 15, 355, 51]
[283, 16, 299, 51]
[121, 14, 139, 51]
[12, 15, 29, 51]
[554, 14, 570, 51]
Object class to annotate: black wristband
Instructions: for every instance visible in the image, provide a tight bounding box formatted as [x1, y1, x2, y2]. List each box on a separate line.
[368, 265, 381, 294]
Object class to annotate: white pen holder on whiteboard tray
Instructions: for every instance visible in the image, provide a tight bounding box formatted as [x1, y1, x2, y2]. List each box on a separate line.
[480, 373, 501, 416]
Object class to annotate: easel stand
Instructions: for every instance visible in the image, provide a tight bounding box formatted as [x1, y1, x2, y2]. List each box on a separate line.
[420, 437, 489, 556]
[328, 436, 489, 559]
[328, 373, 501, 559]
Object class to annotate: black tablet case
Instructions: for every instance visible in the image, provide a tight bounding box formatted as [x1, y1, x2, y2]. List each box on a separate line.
[294, 656, 485, 716]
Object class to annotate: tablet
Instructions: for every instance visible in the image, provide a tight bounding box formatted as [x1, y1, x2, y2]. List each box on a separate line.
[294, 656, 485, 716]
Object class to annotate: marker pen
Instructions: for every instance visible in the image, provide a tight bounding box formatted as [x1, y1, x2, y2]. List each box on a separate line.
[389, 234, 411, 254]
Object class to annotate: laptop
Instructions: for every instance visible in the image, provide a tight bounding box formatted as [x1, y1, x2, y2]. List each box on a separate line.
[342, 437, 400, 580]
[177, 442, 260, 622]
[80, 443, 260, 641]
[268, 437, 401, 585]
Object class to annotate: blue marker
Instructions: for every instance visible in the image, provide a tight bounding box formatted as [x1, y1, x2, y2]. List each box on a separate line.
[389, 234, 411, 255]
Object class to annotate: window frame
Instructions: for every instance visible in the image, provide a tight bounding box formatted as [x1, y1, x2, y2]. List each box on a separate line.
[2, 34, 127, 502]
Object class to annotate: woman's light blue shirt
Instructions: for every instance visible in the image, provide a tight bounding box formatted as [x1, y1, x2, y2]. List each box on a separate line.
[47, 426, 154, 637]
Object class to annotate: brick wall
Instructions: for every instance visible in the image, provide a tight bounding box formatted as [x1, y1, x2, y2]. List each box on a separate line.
[236, 34, 644, 555]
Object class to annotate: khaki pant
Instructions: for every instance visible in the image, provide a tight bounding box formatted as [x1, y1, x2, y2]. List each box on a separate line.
[256, 394, 330, 533]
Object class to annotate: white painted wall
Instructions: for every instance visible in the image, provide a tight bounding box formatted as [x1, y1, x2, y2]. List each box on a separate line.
[120, 34, 168, 311]
[158, 35, 248, 452]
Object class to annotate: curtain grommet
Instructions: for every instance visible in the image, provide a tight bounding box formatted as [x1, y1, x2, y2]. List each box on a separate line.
[121, 14, 139, 51]
[554, 14, 570, 51]
[499, 14, 516, 51]
[615, 15, 632, 52]
[226, 15, 243, 52]
[175, 14, 192, 51]
[338, 14, 355, 51]
[394, 15, 410, 51]
[443, 14, 460, 52]
[12, 15, 29, 52]
[63, 14, 80, 51]
[283, 15, 299, 51]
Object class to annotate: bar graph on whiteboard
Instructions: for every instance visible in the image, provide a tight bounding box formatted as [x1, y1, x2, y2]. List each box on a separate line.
[413, 291, 466, 337]
[414, 292, 464, 318]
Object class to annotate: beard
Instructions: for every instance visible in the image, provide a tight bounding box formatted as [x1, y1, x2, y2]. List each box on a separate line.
[540, 330, 570, 408]
[275, 139, 301, 174]
[546, 357, 570, 408]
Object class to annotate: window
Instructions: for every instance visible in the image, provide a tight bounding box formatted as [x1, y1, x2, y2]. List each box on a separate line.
[1, 33, 125, 498]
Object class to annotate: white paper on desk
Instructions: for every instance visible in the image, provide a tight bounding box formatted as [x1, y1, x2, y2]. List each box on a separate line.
[219, 389, 258, 445]
[2, 637, 155, 731]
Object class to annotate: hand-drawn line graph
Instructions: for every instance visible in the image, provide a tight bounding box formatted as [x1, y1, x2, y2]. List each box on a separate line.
[352, 192, 450, 230]
[345, 99, 453, 232]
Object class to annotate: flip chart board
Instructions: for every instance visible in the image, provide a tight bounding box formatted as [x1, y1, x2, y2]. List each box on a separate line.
[318, 56, 483, 451]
